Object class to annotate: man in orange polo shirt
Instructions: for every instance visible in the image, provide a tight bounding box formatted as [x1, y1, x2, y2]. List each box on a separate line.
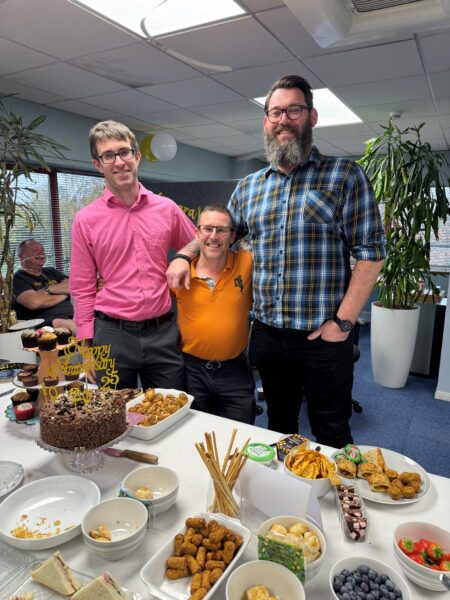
[172, 204, 255, 424]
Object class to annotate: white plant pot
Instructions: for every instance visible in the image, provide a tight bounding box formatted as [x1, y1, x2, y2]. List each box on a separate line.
[0, 330, 36, 363]
[371, 302, 420, 389]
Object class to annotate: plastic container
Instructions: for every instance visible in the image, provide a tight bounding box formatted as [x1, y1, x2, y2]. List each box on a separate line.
[334, 483, 369, 542]
[243, 442, 275, 466]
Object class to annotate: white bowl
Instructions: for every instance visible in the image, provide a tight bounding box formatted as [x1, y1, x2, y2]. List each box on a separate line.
[258, 515, 326, 581]
[0, 475, 100, 550]
[226, 560, 305, 600]
[329, 556, 412, 600]
[120, 466, 179, 515]
[394, 522, 450, 591]
[82, 497, 147, 559]
[284, 450, 332, 498]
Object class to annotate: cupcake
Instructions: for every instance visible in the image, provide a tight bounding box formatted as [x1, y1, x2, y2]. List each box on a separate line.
[54, 327, 71, 345]
[26, 388, 39, 402]
[13, 402, 35, 421]
[37, 332, 57, 351]
[11, 391, 30, 406]
[21, 329, 38, 349]
[21, 373, 38, 387]
[64, 372, 79, 381]
[22, 364, 38, 374]
[16, 371, 28, 382]
[43, 375, 59, 387]
[36, 326, 54, 335]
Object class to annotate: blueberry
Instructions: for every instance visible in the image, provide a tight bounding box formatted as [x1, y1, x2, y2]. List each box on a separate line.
[334, 576, 345, 592]
[359, 565, 370, 574]
[361, 574, 369, 583]
[369, 581, 379, 591]
[368, 569, 377, 580]
[367, 595, 375, 600]
[354, 572, 362, 584]
[342, 593, 351, 600]
[388, 593, 396, 600]
[342, 569, 352, 578]
[379, 574, 387, 584]
[385, 579, 394, 591]
[372, 592, 380, 600]
[394, 588, 402, 598]
[360, 581, 370, 593]
[346, 576, 356, 587]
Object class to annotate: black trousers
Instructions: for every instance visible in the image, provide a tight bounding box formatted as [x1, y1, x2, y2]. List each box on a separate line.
[94, 317, 184, 391]
[250, 319, 354, 447]
[183, 353, 256, 424]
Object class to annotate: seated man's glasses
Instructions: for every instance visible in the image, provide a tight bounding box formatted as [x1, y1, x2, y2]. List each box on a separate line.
[96, 148, 136, 164]
[198, 225, 233, 236]
[265, 104, 310, 123]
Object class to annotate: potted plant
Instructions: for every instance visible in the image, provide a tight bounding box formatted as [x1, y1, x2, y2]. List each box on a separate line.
[0, 99, 66, 339]
[358, 118, 450, 388]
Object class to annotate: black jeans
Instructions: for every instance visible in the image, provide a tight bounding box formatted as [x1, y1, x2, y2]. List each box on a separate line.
[183, 353, 256, 424]
[94, 317, 184, 390]
[250, 319, 354, 447]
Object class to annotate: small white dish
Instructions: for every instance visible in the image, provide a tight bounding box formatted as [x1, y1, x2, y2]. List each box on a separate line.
[226, 560, 305, 600]
[120, 466, 179, 515]
[127, 388, 194, 441]
[8, 318, 44, 332]
[0, 475, 101, 550]
[0, 461, 24, 498]
[284, 449, 332, 498]
[140, 512, 250, 600]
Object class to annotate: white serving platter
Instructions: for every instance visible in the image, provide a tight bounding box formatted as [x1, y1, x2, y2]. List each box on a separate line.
[8, 319, 44, 332]
[127, 388, 194, 441]
[0, 475, 101, 550]
[332, 445, 431, 505]
[0, 560, 145, 599]
[140, 512, 250, 600]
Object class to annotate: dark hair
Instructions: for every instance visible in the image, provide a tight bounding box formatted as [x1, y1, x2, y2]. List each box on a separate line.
[198, 204, 235, 229]
[264, 75, 314, 112]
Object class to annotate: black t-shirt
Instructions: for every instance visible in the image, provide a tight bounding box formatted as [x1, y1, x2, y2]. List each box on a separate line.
[12, 267, 73, 325]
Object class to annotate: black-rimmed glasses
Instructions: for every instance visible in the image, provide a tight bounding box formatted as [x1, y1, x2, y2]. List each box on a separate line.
[265, 104, 310, 123]
[198, 225, 234, 236]
[95, 148, 136, 164]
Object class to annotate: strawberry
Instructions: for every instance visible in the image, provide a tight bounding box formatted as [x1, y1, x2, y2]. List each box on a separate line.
[413, 538, 430, 553]
[398, 537, 415, 554]
[426, 542, 444, 560]
[439, 559, 450, 572]
[409, 553, 426, 566]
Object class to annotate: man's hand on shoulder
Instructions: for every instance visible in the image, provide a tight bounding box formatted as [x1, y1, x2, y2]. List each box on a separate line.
[167, 258, 191, 289]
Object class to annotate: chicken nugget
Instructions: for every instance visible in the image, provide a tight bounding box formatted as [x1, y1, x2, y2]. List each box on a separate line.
[223, 540, 236, 564]
[186, 554, 201, 575]
[210, 568, 223, 584]
[201, 570, 211, 590]
[205, 560, 225, 570]
[410, 480, 421, 492]
[385, 468, 398, 480]
[166, 556, 187, 569]
[191, 533, 203, 546]
[186, 517, 207, 530]
[174, 533, 184, 556]
[180, 541, 198, 555]
[209, 526, 227, 544]
[189, 589, 208, 600]
[190, 573, 202, 593]
[402, 485, 417, 499]
[185, 528, 195, 542]
[207, 520, 220, 533]
[388, 485, 403, 500]
[196, 546, 206, 569]
[166, 567, 189, 580]
[202, 538, 222, 551]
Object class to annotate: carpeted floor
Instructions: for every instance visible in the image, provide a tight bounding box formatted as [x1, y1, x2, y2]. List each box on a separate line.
[255, 324, 450, 478]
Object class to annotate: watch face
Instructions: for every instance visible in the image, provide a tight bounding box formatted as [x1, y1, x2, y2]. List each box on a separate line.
[334, 316, 353, 332]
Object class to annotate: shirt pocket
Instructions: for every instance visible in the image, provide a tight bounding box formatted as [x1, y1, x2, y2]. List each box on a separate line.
[301, 190, 338, 224]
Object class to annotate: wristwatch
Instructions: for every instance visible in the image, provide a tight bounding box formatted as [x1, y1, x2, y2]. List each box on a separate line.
[333, 315, 354, 332]
[171, 253, 192, 264]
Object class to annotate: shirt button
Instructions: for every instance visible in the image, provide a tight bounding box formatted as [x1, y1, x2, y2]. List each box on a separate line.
[279, 250, 283, 254]
[280, 225, 284, 230]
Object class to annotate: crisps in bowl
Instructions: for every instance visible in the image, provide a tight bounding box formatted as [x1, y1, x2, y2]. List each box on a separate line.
[284, 448, 340, 497]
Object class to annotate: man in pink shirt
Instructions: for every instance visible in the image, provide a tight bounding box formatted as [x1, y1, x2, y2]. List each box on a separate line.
[70, 120, 196, 389]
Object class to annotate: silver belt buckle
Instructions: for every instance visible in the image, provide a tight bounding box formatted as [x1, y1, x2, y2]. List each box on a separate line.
[205, 360, 221, 370]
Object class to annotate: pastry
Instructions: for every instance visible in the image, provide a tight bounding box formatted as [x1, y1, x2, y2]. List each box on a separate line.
[337, 457, 357, 478]
[357, 462, 378, 480]
[368, 472, 390, 493]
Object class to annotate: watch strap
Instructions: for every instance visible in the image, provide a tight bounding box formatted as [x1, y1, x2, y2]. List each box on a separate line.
[171, 253, 192, 264]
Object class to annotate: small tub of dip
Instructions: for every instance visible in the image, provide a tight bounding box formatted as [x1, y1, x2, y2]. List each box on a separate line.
[244, 442, 275, 467]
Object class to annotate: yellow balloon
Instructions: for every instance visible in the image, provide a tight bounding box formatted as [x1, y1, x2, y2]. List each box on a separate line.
[139, 135, 158, 162]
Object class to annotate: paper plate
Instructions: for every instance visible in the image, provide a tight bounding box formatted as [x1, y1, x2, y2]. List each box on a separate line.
[0, 475, 101, 550]
[0, 462, 24, 498]
[332, 445, 431, 505]
[8, 318, 44, 332]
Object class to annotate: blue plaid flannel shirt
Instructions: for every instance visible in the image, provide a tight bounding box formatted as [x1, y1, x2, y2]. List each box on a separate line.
[228, 146, 385, 330]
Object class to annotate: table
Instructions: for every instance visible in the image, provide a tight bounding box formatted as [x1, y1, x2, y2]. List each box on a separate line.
[1, 381, 449, 599]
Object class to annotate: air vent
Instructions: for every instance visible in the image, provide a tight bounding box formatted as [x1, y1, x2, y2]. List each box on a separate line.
[351, 0, 423, 12]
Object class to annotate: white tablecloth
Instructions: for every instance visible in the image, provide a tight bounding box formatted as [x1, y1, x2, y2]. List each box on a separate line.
[1, 381, 449, 599]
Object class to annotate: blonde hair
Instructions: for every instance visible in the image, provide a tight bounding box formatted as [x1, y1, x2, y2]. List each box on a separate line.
[89, 120, 138, 158]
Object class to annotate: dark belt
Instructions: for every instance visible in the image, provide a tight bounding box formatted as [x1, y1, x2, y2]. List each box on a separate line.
[95, 310, 173, 331]
[184, 352, 245, 371]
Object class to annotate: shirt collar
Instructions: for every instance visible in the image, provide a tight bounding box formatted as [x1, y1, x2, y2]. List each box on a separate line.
[191, 251, 235, 278]
[103, 182, 149, 207]
[264, 145, 323, 178]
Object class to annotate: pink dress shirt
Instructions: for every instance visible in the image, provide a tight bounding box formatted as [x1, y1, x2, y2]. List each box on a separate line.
[70, 184, 196, 340]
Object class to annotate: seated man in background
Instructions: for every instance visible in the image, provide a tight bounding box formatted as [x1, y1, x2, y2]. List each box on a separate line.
[12, 238, 75, 333]
[172, 204, 255, 424]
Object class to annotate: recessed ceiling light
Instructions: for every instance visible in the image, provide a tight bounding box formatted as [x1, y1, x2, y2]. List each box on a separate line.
[72, 0, 245, 38]
[253, 88, 362, 128]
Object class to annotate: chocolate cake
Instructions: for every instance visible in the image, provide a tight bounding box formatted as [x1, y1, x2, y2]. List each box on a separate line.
[39, 390, 127, 450]
[55, 327, 71, 345]
[37, 332, 57, 351]
[21, 329, 38, 349]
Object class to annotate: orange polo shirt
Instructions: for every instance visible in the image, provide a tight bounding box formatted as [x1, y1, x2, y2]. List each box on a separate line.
[173, 250, 252, 361]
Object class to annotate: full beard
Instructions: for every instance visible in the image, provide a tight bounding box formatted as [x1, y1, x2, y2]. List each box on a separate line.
[264, 121, 313, 169]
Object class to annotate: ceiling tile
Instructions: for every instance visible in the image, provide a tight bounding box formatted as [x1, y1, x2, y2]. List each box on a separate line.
[333, 76, 431, 108]
[189, 100, 263, 122]
[240, 0, 285, 10]
[0, 0, 138, 59]
[212, 60, 322, 97]
[304, 40, 423, 87]
[5, 63, 126, 97]
[167, 130, 197, 141]
[225, 119, 262, 134]
[137, 110, 214, 128]
[139, 78, 242, 107]
[81, 90, 176, 114]
[175, 123, 243, 138]
[184, 139, 233, 154]
[158, 16, 293, 72]
[69, 42, 199, 88]
[315, 123, 375, 139]
[435, 97, 450, 115]
[47, 99, 122, 121]
[419, 31, 450, 74]
[0, 78, 67, 104]
[0, 37, 56, 76]
[213, 134, 262, 148]
[116, 116, 162, 132]
[355, 99, 438, 123]
[429, 70, 450, 98]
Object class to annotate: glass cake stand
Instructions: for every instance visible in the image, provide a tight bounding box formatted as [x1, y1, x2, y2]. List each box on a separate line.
[24, 426, 131, 474]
